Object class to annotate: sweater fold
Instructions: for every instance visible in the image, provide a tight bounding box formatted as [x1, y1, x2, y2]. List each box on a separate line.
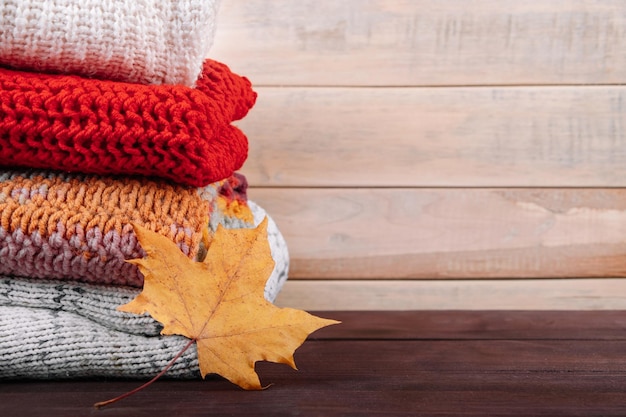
[0, 0, 222, 86]
[0, 60, 256, 187]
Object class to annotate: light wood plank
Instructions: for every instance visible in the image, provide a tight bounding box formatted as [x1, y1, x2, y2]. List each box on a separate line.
[252, 188, 626, 279]
[240, 86, 626, 187]
[274, 279, 626, 310]
[211, 0, 626, 86]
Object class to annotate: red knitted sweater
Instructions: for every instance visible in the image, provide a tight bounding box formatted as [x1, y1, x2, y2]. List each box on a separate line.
[0, 60, 256, 187]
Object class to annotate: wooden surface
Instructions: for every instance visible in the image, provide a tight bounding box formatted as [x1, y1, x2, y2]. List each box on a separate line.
[210, 1, 626, 309]
[4, 311, 626, 416]
[253, 188, 626, 279]
[274, 279, 626, 311]
[211, 0, 626, 86]
[240, 86, 626, 187]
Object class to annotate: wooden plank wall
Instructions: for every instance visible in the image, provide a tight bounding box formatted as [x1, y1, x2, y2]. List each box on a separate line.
[210, 0, 626, 310]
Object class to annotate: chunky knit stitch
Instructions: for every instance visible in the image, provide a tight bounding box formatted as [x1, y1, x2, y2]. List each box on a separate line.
[0, 169, 254, 287]
[0, 0, 220, 86]
[1, 305, 199, 379]
[0, 201, 289, 329]
[0, 202, 290, 379]
[1, 278, 165, 336]
[0, 60, 256, 187]
[0, 203, 289, 334]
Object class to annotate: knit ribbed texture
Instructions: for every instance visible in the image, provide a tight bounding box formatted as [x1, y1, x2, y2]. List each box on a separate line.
[0, 60, 256, 187]
[0, 169, 254, 287]
[0, 0, 293, 381]
[0, 201, 290, 379]
[0, 202, 289, 335]
[0, 0, 221, 86]
[1, 306, 199, 379]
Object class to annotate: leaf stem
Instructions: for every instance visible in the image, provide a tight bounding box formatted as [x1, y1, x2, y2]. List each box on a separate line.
[94, 338, 197, 409]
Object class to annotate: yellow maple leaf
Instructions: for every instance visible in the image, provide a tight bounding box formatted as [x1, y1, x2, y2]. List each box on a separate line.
[119, 217, 339, 390]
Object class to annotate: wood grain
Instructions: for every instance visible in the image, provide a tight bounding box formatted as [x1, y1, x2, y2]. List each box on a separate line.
[239, 86, 626, 187]
[274, 279, 626, 311]
[6, 343, 626, 416]
[5, 311, 626, 416]
[210, 0, 626, 310]
[211, 0, 626, 86]
[253, 188, 626, 279]
[310, 311, 626, 340]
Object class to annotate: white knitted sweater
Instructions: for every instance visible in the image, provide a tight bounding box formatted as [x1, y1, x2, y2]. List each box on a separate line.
[0, 0, 220, 86]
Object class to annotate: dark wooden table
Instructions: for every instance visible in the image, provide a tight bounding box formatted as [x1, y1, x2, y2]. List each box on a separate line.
[3, 311, 626, 416]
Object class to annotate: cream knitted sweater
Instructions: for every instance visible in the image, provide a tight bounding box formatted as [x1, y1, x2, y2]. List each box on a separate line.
[0, 0, 220, 85]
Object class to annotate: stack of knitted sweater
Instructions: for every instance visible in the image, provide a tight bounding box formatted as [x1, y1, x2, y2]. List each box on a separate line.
[0, 1, 289, 378]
